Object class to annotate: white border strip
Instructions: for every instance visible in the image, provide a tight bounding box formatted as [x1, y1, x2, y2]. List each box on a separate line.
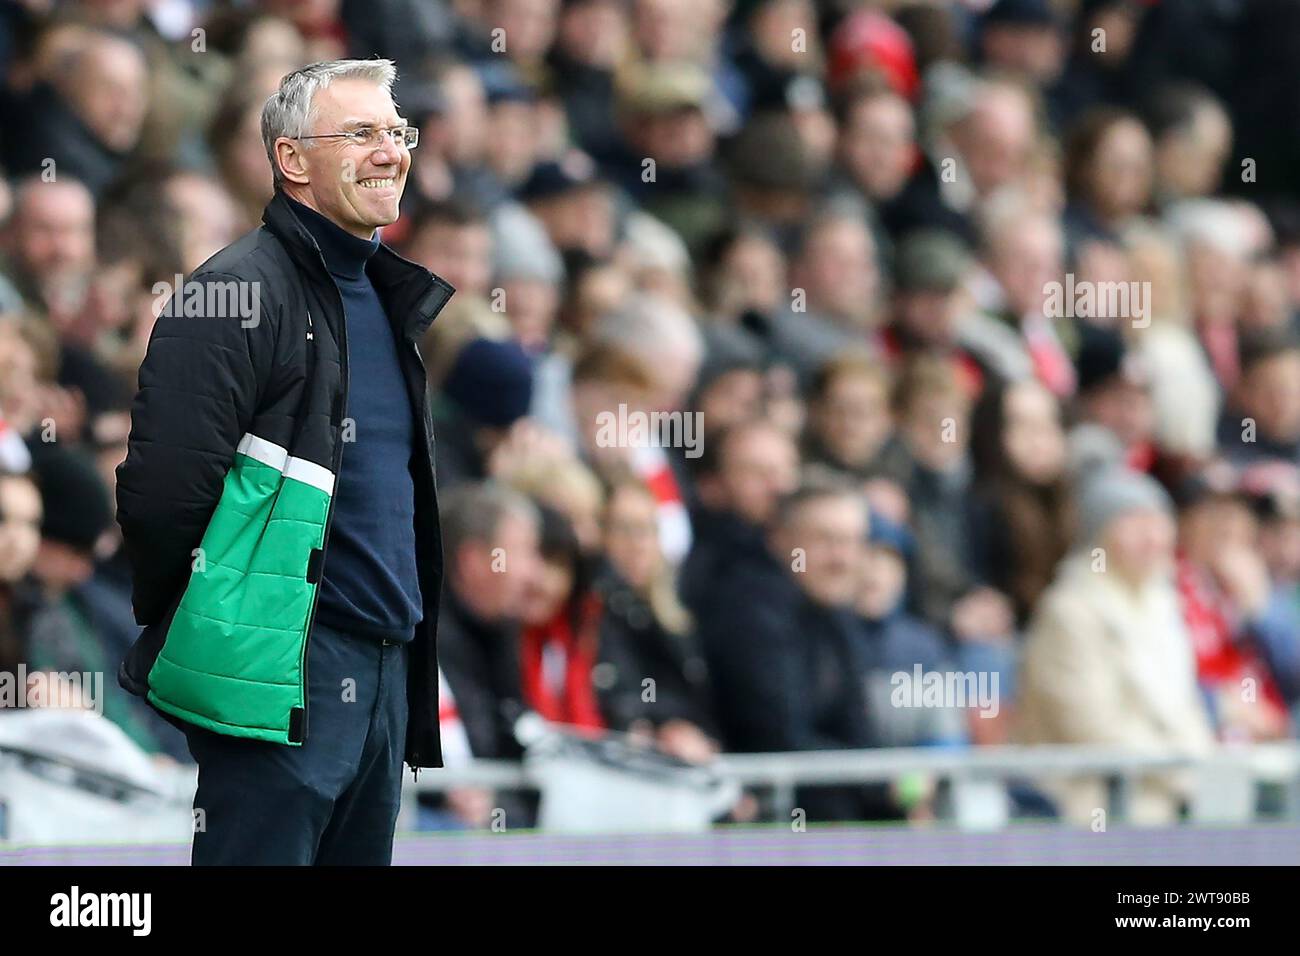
[236, 432, 334, 496]
[285, 457, 335, 496]
[236, 433, 288, 471]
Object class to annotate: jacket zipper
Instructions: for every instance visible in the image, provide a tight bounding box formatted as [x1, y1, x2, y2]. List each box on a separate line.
[294, 249, 442, 773]
[297, 295, 350, 746]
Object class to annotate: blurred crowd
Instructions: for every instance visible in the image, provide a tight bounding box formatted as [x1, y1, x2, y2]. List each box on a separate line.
[4, 0, 1300, 830]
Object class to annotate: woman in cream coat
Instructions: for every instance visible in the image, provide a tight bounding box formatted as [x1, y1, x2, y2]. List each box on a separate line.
[1019, 466, 1215, 825]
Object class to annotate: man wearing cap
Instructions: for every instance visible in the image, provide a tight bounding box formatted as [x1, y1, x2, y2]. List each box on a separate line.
[881, 228, 1033, 391]
[978, 0, 1065, 88]
[602, 62, 729, 252]
[517, 152, 616, 260]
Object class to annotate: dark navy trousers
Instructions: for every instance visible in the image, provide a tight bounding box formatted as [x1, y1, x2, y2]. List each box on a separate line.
[184, 620, 410, 865]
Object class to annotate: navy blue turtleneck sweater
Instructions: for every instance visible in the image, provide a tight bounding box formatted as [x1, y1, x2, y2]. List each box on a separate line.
[290, 197, 421, 643]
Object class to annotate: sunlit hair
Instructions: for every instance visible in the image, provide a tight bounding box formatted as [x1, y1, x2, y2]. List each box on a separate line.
[260, 59, 397, 189]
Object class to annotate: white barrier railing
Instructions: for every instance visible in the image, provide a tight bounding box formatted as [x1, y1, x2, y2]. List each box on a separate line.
[402, 741, 1300, 830]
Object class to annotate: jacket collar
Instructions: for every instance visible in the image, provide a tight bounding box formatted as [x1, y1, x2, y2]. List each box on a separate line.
[284, 195, 380, 279]
[261, 190, 455, 339]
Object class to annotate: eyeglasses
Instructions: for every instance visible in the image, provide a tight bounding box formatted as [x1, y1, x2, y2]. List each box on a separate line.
[298, 125, 420, 150]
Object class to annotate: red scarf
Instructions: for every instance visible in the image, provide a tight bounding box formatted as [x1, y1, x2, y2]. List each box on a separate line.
[520, 594, 606, 732]
[1176, 557, 1288, 728]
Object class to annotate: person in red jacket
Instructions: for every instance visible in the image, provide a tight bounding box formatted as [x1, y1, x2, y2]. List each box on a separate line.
[1175, 474, 1292, 741]
[518, 505, 605, 733]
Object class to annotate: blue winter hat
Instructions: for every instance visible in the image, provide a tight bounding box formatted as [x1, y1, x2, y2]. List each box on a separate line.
[442, 337, 535, 428]
[517, 153, 601, 203]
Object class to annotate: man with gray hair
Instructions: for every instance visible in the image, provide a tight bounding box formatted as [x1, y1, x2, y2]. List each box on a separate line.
[436, 481, 541, 767]
[115, 59, 455, 864]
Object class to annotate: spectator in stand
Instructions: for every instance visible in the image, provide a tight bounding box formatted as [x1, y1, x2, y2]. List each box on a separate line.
[976, 196, 1076, 398]
[1124, 220, 1222, 463]
[932, 78, 1039, 226]
[547, 0, 628, 160]
[854, 512, 965, 750]
[825, 8, 919, 103]
[438, 481, 542, 762]
[506, 453, 607, 557]
[556, 252, 633, 341]
[1047, 0, 1144, 127]
[730, 0, 825, 124]
[827, 79, 936, 243]
[590, 292, 704, 422]
[1166, 198, 1258, 391]
[1252, 484, 1300, 719]
[584, 293, 705, 561]
[723, 108, 827, 253]
[3, 29, 148, 197]
[480, 0, 559, 78]
[563, 341, 657, 467]
[0, 315, 46, 448]
[595, 478, 718, 761]
[680, 418, 799, 617]
[410, 61, 503, 211]
[1141, 83, 1232, 209]
[517, 153, 617, 262]
[787, 207, 882, 336]
[604, 61, 729, 255]
[156, 170, 242, 276]
[479, 63, 545, 194]
[2, 177, 96, 333]
[695, 224, 788, 366]
[207, 83, 278, 231]
[699, 474, 900, 820]
[689, 352, 767, 446]
[1020, 466, 1215, 825]
[1062, 107, 1154, 246]
[518, 505, 604, 734]
[0, 469, 41, 676]
[802, 349, 895, 484]
[436, 481, 543, 828]
[431, 336, 536, 487]
[977, 0, 1065, 91]
[24, 445, 184, 758]
[401, 197, 494, 301]
[882, 228, 1031, 390]
[968, 377, 1075, 628]
[882, 356, 1001, 631]
[1070, 324, 1158, 474]
[1174, 473, 1294, 741]
[1218, 326, 1300, 469]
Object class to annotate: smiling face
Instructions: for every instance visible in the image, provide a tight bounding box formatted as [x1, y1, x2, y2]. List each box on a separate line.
[275, 78, 411, 238]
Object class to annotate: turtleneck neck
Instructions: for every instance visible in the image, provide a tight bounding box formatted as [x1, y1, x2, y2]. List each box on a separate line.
[285, 195, 380, 280]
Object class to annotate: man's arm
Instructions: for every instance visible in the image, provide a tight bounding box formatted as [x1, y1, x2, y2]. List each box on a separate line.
[116, 272, 273, 625]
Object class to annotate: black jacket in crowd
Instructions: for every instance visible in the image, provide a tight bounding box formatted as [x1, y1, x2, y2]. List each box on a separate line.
[679, 506, 768, 622]
[696, 544, 902, 821]
[436, 588, 526, 763]
[115, 190, 454, 770]
[593, 565, 718, 738]
[695, 545, 875, 755]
